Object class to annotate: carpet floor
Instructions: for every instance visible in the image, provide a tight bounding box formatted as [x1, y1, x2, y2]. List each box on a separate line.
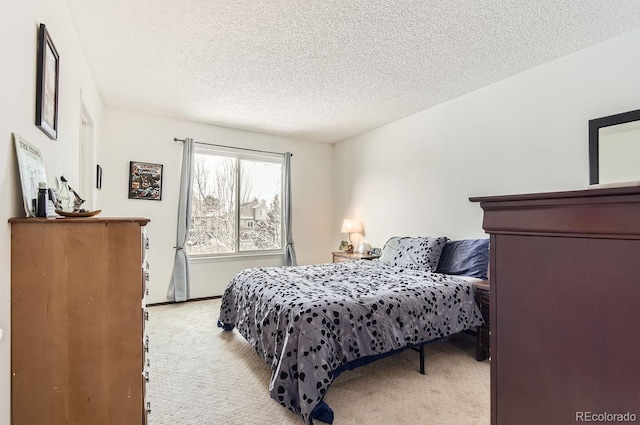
[146, 298, 489, 425]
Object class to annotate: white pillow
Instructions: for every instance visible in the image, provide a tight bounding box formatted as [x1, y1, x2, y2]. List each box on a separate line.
[379, 236, 402, 265]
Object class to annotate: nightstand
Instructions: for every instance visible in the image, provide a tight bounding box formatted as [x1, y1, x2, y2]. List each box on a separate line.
[472, 280, 490, 361]
[332, 251, 380, 263]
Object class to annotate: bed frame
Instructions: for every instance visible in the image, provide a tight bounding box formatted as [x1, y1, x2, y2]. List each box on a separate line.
[411, 343, 426, 374]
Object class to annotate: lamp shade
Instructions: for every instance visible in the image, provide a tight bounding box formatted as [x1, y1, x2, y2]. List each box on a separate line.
[341, 219, 363, 234]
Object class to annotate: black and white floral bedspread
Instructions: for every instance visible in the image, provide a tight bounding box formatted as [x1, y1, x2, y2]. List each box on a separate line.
[217, 260, 483, 424]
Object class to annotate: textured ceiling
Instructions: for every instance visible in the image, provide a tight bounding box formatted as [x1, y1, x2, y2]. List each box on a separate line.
[64, 0, 640, 143]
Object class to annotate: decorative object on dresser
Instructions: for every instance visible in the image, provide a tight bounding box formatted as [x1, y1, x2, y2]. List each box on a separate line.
[471, 186, 640, 425]
[53, 176, 99, 216]
[332, 250, 380, 263]
[340, 218, 363, 252]
[55, 209, 102, 218]
[56, 175, 72, 211]
[35, 23, 60, 140]
[10, 217, 150, 425]
[58, 175, 86, 212]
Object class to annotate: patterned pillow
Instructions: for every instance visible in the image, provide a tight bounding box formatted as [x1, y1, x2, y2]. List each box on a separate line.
[389, 236, 448, 271]
[379, 236, 402, 266]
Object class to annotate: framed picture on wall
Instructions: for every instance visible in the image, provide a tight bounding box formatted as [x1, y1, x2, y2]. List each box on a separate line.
[128, 161, 163, 200]
[96, 164, 102, 189]
[35, 23, 60, 140]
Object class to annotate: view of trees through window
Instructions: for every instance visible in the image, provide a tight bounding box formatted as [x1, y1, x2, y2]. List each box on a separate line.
[187, 151, 283, 255]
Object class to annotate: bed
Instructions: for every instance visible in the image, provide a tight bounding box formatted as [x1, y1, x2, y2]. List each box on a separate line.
[217, 236, 489, 424]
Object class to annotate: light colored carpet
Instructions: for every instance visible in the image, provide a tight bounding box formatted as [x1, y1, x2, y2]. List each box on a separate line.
[146, 298, 489, 425]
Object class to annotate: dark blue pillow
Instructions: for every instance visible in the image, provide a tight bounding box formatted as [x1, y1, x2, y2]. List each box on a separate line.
[436, 239, 489, 279]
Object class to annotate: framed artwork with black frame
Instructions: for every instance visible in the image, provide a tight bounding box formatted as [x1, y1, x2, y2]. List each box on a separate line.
[35, 23, 60, 140]
[96, 164, 102, 189]
[128, 161, 163, 201]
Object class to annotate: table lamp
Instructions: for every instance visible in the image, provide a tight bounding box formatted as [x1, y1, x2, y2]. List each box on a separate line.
[341, 219, 363, 252]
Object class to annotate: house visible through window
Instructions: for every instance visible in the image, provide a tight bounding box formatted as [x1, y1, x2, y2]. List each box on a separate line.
[187, 147, 284, 256]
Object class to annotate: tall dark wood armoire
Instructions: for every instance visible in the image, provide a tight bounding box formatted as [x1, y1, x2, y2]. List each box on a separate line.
[471, 186, 640, 425]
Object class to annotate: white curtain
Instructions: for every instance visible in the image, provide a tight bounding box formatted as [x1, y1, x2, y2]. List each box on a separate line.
[283, 152, 297, 266]
[167, 138, 194, 301]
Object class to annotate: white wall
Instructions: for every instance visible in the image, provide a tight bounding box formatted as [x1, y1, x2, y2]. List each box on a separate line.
[0, 1, 104, 424]
[333, 28, 640, 250]
[100, 108, 334, 304]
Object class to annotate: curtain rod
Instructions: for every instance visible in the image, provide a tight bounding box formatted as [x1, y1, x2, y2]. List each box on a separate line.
[173, 137, 291, 157]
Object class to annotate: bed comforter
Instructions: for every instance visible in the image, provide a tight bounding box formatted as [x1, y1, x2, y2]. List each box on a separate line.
[217, 259, 483, 424]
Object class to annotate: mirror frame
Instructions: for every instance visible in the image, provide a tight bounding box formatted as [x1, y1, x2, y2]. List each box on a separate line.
[589, 108, 640, 185]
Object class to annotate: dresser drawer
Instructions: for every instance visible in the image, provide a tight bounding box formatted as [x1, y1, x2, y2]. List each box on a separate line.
[333, 255, 351, 263]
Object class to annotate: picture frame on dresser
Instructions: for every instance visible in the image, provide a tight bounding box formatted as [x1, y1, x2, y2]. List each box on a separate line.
[13, 133, 48, 217]
[35, 23, 60, 140]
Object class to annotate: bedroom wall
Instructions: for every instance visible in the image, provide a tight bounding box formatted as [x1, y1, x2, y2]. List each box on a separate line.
[0, 1, 104, 424]
[333, 27, 640, 250]
[100, 108, 334, 304]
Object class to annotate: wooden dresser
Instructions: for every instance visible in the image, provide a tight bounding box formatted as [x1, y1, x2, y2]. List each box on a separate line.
[471, 186, 640, 425]
[10, 217, 150, 425]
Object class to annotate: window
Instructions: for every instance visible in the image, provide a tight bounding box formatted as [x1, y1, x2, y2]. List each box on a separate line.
[187, 147, 284, 256]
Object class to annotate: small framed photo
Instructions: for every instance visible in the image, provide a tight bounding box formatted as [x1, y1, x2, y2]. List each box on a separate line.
[96, 164, 102, 189]
[35, 24, 60, 140]
[129, 161, 163, 201]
